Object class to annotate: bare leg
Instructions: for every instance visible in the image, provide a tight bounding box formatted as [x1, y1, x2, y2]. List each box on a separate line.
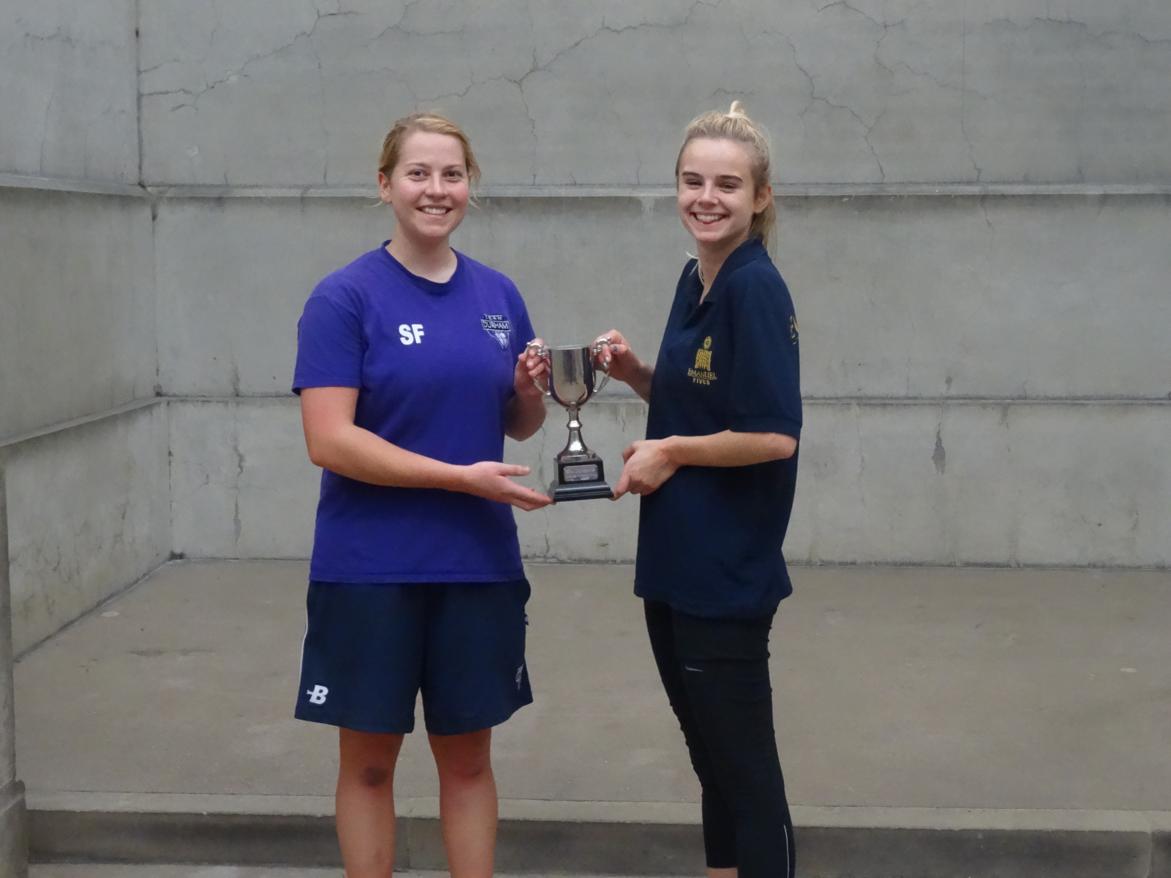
[429, 728, 497, 878]
[336, 728, 404, 878]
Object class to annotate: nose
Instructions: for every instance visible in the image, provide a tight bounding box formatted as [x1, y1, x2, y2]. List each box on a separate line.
[697, 181, 717, 205]
[424, 172, 445, 196]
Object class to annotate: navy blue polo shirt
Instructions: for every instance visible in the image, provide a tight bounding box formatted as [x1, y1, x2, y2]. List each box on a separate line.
[634, 238, 802, 619]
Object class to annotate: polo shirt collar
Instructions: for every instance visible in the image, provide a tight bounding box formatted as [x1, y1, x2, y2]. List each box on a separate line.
[696, 237, 767, 305]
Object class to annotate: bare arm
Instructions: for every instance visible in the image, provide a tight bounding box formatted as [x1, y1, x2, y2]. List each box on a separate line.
[504, 347, 549, 440]
[300, 386, 551, 510]
[613, 429, 797, 499]
[661, 430, 797, 467]
[596, 329, 654, 402]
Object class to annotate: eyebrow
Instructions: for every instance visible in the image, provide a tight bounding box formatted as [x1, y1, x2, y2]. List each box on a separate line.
[403, 162, 465, 171]
[680, 170, 744, 183]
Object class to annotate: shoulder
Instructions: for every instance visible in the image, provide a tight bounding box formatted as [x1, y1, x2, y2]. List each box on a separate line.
[724, 252, 793, 311]
[306, 248, 388, 314]
[456, 250, 525, 305]
[457, 251, 517, 289]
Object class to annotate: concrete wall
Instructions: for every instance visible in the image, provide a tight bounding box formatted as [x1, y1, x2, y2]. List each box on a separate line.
[0, 188, 156, 442]
[0, 184, 163, 647]
[153, 192, 1171, 400]
[157, 193, 1171, 565]
[4, 405, 169, 655]
[0, 0, 139, 183]
[0, 470, 28, 877]
[136, 0, 1171, 569]
[138, 1, 1171, 186]
[1, 1, 143, 867]
[169, 399, 317, 559]
[0, 0, 158, 639]
[168, 397, 1171, 568]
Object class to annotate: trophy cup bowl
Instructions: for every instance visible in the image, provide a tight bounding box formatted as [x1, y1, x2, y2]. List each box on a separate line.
[526, 339, 614, 502]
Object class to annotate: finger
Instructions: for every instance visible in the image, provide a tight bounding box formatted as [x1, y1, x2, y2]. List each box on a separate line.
[497, 463, 531, 476]
[612, 471, 630, 499]
[513, 490, 552, 509]
[622, 443, 637, 462]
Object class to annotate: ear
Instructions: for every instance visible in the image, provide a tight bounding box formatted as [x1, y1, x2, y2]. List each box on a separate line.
[753, 181, 773, 215]
[377, 171, 393, 205]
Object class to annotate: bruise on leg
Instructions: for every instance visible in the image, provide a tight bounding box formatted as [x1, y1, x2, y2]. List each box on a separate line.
[360, 765, 392, 788]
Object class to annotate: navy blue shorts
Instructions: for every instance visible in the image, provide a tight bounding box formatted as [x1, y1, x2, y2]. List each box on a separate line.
[295, 579, 533, 735]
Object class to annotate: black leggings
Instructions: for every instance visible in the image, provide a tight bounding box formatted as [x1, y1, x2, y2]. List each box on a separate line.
[645, 599, 795, 878]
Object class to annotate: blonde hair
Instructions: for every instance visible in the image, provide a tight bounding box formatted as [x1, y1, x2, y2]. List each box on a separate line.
[675, 101, 775, 249]
[378, 112, 481, 186]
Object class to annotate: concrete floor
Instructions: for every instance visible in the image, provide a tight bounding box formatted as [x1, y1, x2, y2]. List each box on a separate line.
[15, 560, 1171, 813]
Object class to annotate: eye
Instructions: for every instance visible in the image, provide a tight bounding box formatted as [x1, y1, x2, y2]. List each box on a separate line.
[444, 169, 466, 180]
[407, 168, 426, 179]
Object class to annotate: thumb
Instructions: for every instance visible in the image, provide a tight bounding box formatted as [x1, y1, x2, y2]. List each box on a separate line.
[612, 471, 630, 499]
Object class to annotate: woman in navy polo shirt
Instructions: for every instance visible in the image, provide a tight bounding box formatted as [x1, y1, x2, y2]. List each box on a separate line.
[599, 102, 802, 878]
[292, 112, 551, 878]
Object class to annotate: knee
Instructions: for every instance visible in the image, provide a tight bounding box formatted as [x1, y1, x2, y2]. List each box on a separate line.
[431, 733, 492, 784]
[436, 750, 490, 783]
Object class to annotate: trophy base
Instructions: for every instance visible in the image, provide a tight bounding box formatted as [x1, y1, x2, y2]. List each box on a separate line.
[550, 481, 614, 503]
[549, 454, 613, 503]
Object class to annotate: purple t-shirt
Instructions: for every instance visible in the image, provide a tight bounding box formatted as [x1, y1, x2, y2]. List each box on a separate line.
[293, 244, 535, 583]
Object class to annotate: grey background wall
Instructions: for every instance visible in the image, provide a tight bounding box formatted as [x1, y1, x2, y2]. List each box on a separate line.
[1, 0, 165, 658]
[2, 2, 147, 871]
[3, 0, 1170, 651]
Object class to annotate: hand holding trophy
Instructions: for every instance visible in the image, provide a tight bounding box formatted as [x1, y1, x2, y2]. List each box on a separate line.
[525, 338, 614, 502]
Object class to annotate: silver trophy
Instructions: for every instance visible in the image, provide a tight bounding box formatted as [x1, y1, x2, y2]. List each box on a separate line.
[526, 339, 613, 502]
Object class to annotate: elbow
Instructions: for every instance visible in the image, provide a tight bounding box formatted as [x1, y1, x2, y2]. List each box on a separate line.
[506, 402, 546, 442]
[773, 434, 798, 460]
[305, 435, 333, 470]
[506, 422, 541, 442]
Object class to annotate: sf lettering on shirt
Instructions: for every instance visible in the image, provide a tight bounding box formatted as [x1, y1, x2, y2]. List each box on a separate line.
[399, 323, 426, 345]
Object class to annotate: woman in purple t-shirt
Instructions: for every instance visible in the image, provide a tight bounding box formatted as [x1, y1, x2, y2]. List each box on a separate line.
[293, 112, 550, 878]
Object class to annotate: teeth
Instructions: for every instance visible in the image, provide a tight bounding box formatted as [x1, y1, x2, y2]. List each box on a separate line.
[421, 207, 448, 215]
[694, 213, 723, 222]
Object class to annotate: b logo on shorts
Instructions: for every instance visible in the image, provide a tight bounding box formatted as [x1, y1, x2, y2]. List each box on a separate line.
[306, 684, 329, 705]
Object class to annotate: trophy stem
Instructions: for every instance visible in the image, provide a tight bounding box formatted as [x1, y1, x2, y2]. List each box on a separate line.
[562, 405, 587, 456]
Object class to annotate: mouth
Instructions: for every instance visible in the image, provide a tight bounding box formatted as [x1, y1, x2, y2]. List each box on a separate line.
[691, 212, 726, 225]
[419, 206, 452, 216]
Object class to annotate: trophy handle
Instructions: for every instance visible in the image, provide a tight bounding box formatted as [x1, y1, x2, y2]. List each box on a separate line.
[591, 336, 612, 394]
[525, 340, 551, 396]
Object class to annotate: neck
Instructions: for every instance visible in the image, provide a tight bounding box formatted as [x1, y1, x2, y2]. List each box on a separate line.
[696, 234, 749, 298]
[387, 234, 456, 281]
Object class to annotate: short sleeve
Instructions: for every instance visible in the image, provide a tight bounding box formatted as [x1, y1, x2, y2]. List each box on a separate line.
[728, 270, 802, 438]
[507, 284, 536, 360]
[292, 293, 365, 394]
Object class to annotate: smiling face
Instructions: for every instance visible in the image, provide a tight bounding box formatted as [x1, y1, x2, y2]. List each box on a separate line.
[378, 129, 471, 249]
[676, 136, 772, 254]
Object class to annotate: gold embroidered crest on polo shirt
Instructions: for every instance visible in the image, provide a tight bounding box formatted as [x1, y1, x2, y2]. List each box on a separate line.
[688, 336, 718, 386]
